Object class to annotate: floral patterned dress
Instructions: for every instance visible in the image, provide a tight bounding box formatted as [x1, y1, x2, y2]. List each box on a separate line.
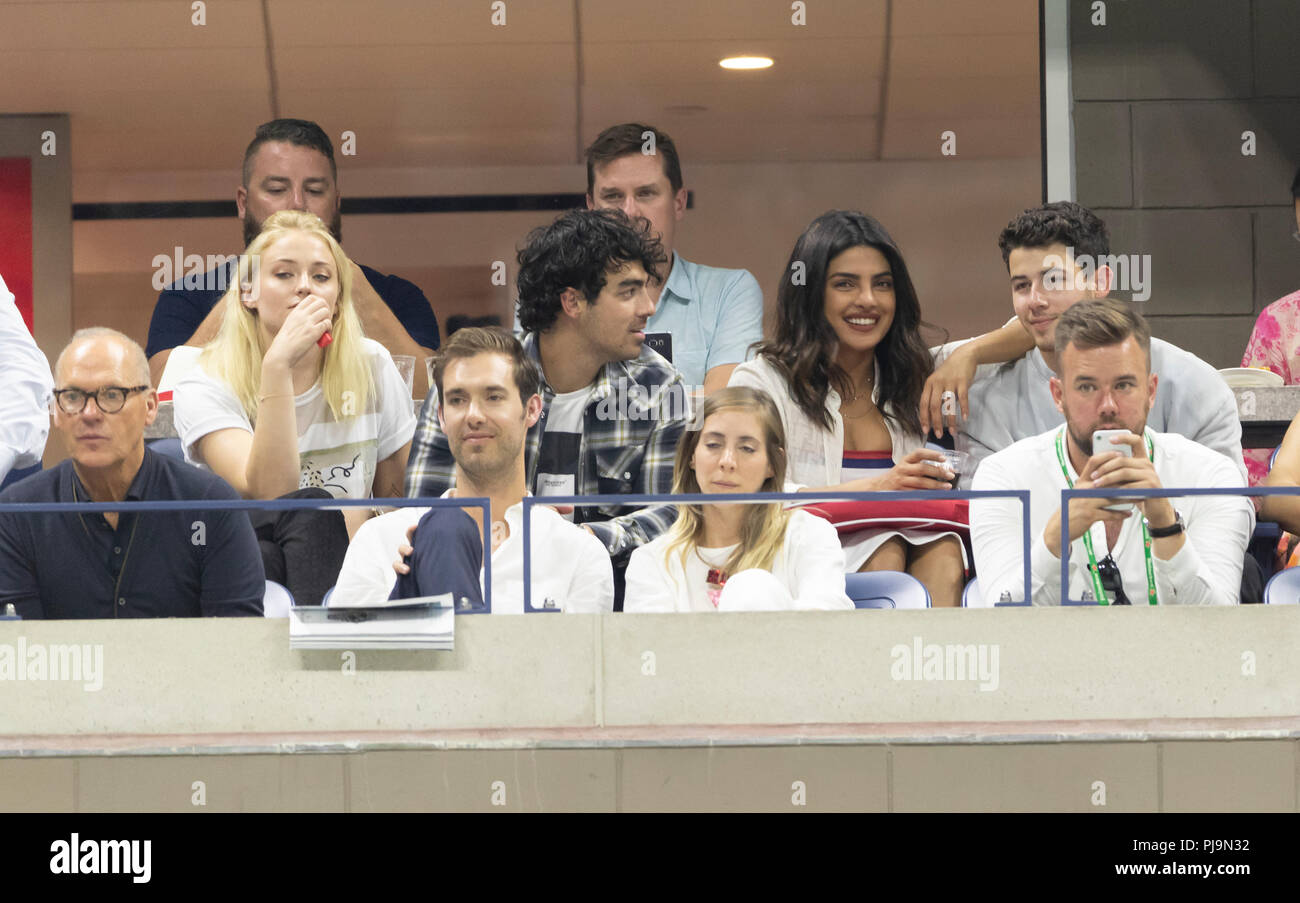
[1241, 288, 1300, 485]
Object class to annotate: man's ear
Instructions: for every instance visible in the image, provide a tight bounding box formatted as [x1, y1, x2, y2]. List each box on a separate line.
[436, 405, 447, 433]
[142, 388, 159, 428]
[235, 185, 248, 219]
[673, 186, 687, 222]
[559, 287, 584, 319]
[1092, 264, 1114, 297]
[585, 193, 597, 211]
[525, 393, 543, 428]
[1049, 375, 1065, 414]
[1147, 372, 1158, 412]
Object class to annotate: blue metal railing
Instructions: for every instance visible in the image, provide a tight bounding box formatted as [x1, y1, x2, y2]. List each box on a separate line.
[521, 489, 1032, 612]
[1058, 485, 1300, 605]
[0, 495, 495, 612]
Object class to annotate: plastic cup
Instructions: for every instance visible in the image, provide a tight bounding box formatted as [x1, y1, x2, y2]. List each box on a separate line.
[391, 354, 416, 398]
[925, 449, 971, 485]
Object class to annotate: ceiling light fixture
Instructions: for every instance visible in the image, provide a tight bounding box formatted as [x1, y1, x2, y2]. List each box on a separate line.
[719, 56, 773, 70]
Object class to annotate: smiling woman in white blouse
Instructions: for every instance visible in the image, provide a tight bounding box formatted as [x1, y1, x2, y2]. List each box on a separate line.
[729, 210, 967, 604]
[624, 386, 853, 612]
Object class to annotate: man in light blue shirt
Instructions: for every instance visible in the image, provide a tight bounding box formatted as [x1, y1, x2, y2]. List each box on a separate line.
[585, 122, 764, 392]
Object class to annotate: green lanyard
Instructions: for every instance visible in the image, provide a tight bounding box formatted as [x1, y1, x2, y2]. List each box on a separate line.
[1053, 428, 1158, 606]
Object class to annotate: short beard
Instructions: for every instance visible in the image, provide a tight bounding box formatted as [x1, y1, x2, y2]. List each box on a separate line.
[1068, 416, 1144, 461]
[242, 209, 343, 248]
[450, 433, 524, 487]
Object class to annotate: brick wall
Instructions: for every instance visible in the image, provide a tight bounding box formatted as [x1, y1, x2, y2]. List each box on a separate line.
[1070, 0, 1300, 367]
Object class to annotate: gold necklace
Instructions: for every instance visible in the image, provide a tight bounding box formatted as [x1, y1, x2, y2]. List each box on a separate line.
[844, 374, 875, 404]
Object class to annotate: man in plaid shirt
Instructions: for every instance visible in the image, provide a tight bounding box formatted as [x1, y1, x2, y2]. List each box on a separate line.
[405, 209, 690, 561]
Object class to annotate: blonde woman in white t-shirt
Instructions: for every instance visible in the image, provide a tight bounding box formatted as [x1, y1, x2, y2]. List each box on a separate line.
[624, 386, 852, 612]
[173, 211, 414, 605]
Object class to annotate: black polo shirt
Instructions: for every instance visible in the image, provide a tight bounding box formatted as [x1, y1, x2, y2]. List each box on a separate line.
[0, 448, 264, 619]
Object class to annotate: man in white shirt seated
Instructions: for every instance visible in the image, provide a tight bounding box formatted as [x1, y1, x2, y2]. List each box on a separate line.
[332, 327, 614, 612]
[970, 299, 1253, 606]
[0, 271, 54, 487]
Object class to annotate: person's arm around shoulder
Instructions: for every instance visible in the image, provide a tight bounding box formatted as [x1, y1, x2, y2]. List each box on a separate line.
[785, 511, 854, 610]
[921, 318, 1034, 437]
[701, 269, 764, 394]
[623, 544, 680, 613]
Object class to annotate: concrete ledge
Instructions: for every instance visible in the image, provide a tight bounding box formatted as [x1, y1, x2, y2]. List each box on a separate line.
[2, 608, 1298, 739]
[3, 715, 1300, 759]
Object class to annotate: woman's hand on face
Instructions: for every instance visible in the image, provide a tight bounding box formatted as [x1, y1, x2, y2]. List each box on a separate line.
[265, 295, 333, 370]
[877, 448, 954, 491]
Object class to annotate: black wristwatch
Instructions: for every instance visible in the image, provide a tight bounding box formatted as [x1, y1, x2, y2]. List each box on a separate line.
[1146, 509, 1185, 538]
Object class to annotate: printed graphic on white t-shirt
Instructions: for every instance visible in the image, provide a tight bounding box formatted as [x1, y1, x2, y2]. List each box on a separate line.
[535, 386, 590, 521]
[172, 338, 416, 499]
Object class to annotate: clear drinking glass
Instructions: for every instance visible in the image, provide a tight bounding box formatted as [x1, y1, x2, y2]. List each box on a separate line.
[391, 354, 416, 398]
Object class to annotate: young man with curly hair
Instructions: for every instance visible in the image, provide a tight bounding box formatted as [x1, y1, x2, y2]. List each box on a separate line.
[405, 209, 690, 603]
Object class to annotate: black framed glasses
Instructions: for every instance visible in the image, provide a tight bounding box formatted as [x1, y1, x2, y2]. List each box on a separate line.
[53, 385, 149, 414]
[1095, 554, 1131, 605]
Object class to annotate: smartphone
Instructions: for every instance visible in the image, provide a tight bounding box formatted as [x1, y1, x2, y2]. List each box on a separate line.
[1091, 429, 1134, 511]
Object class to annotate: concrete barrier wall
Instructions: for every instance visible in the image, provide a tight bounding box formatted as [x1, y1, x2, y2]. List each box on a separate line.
[3, 608, 1299, 737]
[2, 610, 1298, 811]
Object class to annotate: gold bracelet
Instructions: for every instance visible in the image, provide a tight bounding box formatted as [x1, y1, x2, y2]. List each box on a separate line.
[257, 393, 294, 403]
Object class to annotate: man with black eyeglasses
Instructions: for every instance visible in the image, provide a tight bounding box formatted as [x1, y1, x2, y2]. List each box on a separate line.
[969, 300, 1254, 606]
[0, 329, 264, 618]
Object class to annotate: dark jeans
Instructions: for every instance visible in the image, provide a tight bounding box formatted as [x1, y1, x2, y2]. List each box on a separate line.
[248, 488, 349, 607]
[390, 507, 484, 608]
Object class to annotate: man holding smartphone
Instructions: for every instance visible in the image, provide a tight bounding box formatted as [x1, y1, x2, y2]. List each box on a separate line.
[969, 299, 1253, 606]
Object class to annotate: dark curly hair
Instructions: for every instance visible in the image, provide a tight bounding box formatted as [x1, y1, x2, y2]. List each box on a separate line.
[997, 201, 1110, 268]
[756, 210, 936, 437]
[515, 209, 667, 334]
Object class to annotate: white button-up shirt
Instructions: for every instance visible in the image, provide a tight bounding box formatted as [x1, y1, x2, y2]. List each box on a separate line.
[332, 491, 614, 613]
[971, 428, 1254, 606]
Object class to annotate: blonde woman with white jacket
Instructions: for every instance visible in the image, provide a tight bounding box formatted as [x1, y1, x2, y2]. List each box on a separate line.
[624, 387, 853, 612]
